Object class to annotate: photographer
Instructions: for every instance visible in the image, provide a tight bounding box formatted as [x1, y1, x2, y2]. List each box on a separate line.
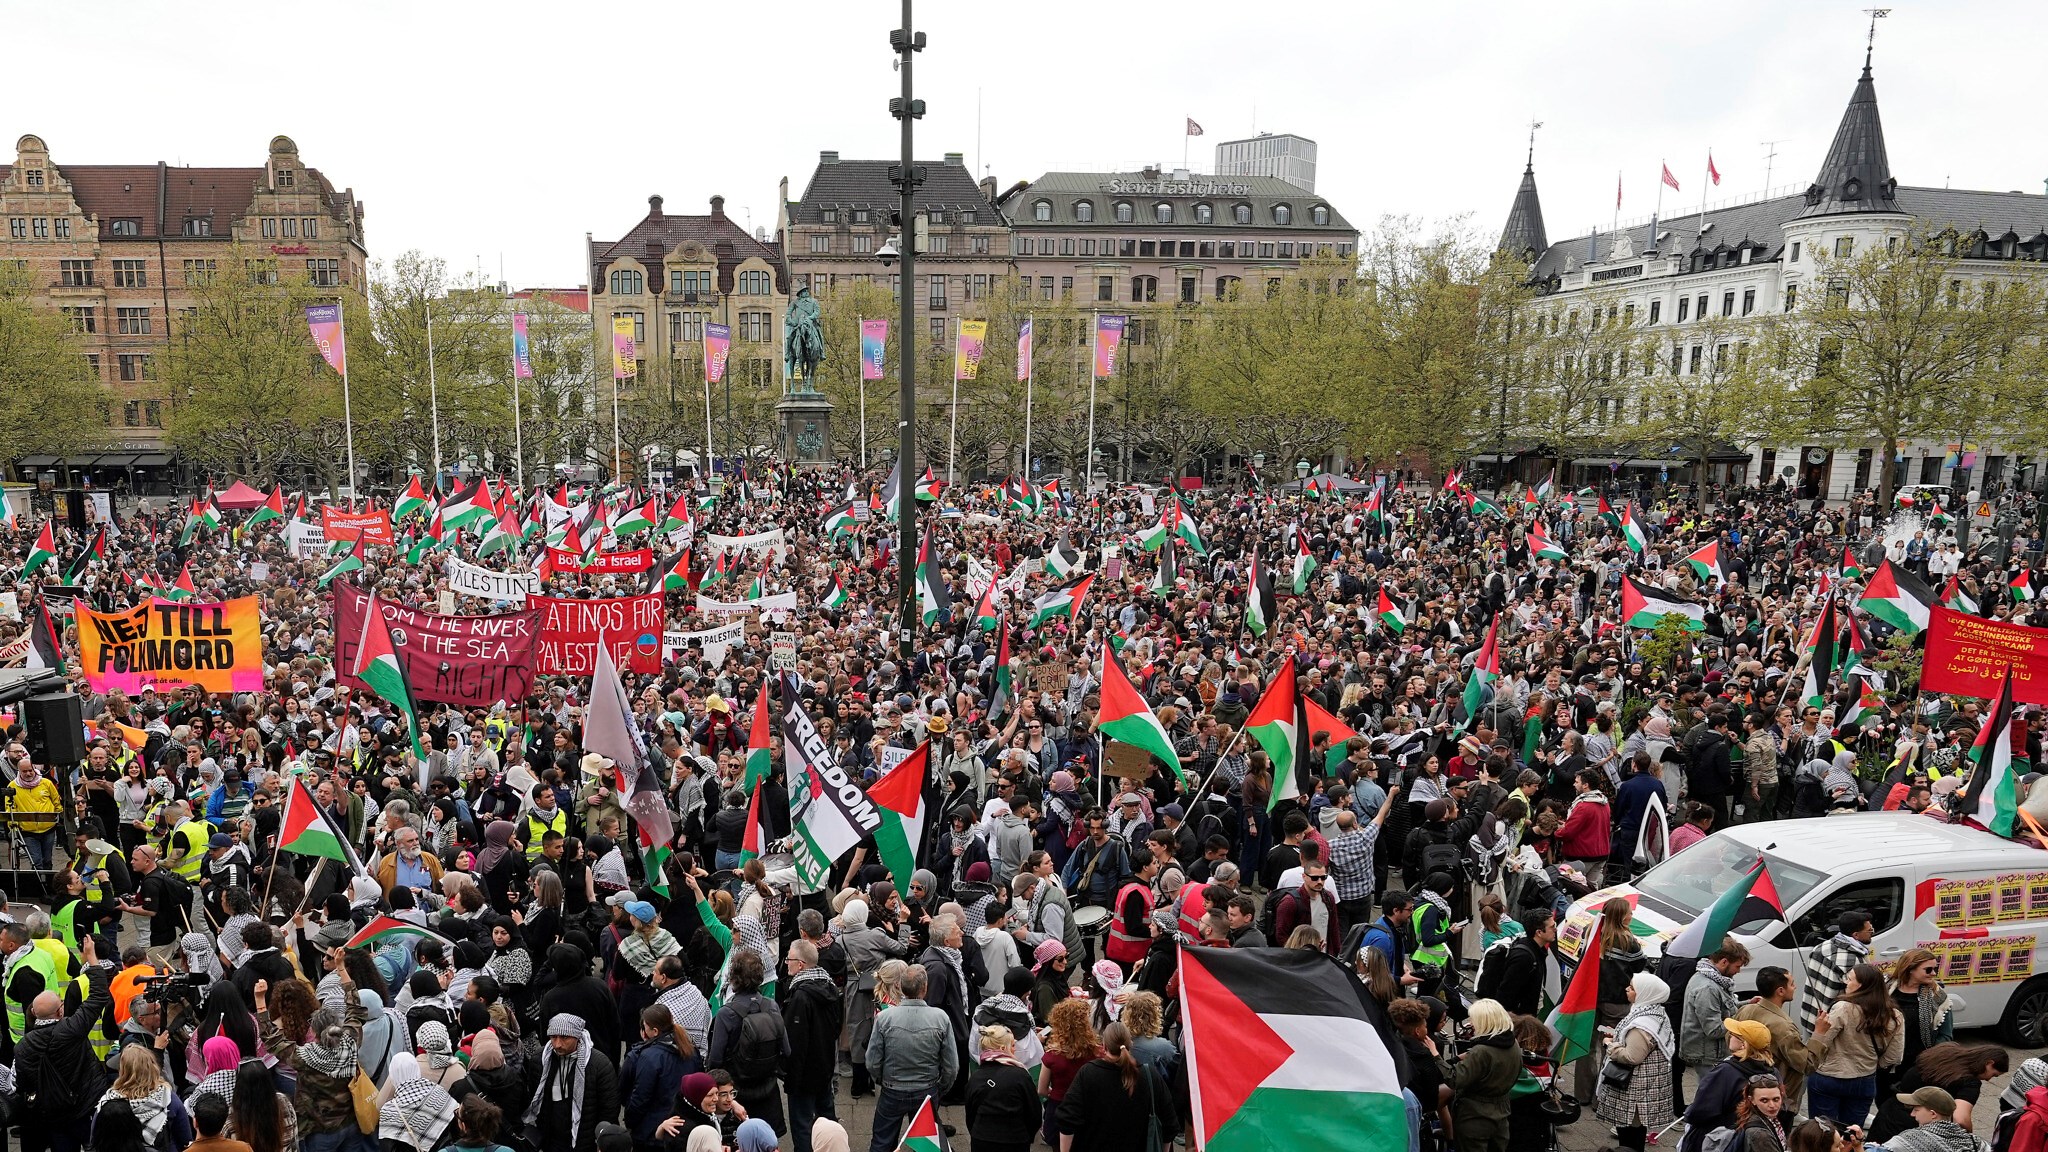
[16, 935, 113, 1152]
[118, 845, 194, 950]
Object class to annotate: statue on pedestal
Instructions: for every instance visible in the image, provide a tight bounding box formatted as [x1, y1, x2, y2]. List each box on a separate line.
[783, 287, 824, 394]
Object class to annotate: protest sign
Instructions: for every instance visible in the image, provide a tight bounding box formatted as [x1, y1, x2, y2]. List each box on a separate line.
[664, 620, 745, 669]
[1924, 606, 2048, 703]
[534, 592, 664, 674]
[696, 591, 799, 616]
[448, 559, 540, 601]
[706, 529, 788, 565]
[286, 520, 326, 558]
[76, 597, 267, 695]
[771, 631, 797, 671]
[321, 505, 395, 546]
[333, 582, 538, 706]
[545, 547, 653, 574]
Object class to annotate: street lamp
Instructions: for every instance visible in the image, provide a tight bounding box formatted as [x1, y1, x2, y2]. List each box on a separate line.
[1296, 459, 1312, 482]
[889, 0, 926, 665]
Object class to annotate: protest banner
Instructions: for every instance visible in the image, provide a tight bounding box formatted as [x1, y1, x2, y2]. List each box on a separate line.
[545, 547, 653, 574]
[321, 505, 395, 546]
[534, 592, 664, 674]
[696, 591, 799, 616]
[705, 529, 788, 565]
[332, 582, 538, 707]
[286, 520, 326, 558]
[76, 597, 267, 695]
[771, 631, 797, 671]
[1923, 606, 2048, 704]
[664, 620, 745, 669]
[448, 558, 539, 601]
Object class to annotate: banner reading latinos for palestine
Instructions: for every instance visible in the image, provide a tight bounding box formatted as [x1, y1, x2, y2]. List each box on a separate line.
[305, 304, 346, 375]
[1922, 605, 2048, 704]
[532, 592, 665, 674]
[705, 323, 731, 384]
[955, 319, 987, 381]
[320, 505, 394, 546]
[860, 319, 887, 381]
[76, 597, 267, 695]
[1017, 317, 1033, 381]
[511, 313, 533, 378]
[332, 582, 538, 707]
[1095, 314, 1126, 378]
[612, 315, 637, 379]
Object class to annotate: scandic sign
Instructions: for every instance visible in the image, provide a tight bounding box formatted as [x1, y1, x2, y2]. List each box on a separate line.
[1922, 605, 2048, 704]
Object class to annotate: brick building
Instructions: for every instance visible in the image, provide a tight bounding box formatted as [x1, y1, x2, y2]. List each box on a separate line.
[0, 133, 367, 474]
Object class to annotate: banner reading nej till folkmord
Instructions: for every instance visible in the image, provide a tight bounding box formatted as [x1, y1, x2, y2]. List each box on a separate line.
[76, 597, 267, 694]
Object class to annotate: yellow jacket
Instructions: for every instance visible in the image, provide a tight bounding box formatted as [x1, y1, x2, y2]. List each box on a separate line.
[9, 778, 60, 834]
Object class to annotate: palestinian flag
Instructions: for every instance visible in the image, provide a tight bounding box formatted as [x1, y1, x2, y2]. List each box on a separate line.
[1942, 574, 1978, 615]
[1534, 471, 1554, 501]
[1305, 697, 1360, 774]
[477, 507, 520, 557]
[1463, 491, 1505, 520]
[695, 490, 718, 514]
[437, 477, 493, 532]
[345, 914, 453, 952]
[1179, 947, 1406, 1152]
[823, 578, 848, 610]
[874, 461, 903, 521]
[822, 502, 858, 540]
[63, 525, 105, 584]
[1860, 559, 1934, 634]
[279, 774, 366, 873]
[1597, 494, 1621, 529]
[179, 498, 220, 546]
[735, 781, 766, 866]
[21, 523, 55, 578]
[989, 627, 1014, 720]
[1097, 644, 1186, 786]
[1683, 540, 1725, 585]
[1029, 573, 1094, 628]
[1959, 668, 2020, 837]
[1838, 681, 1884, 734]
[351, 593, 427, 759]
[1045, 537, 1084, 578]
[651, 549, 691, 593]
[405, 512, 448, 564]
[739, 687, 775, 791]
[1526, 521, 1568, 561]
[913, 467, 943, 504]
[2013, 568, 2037, 603]
[1247, 659, 1309, 812]
[1621, 576, 1705, 630]
[1460, 615, 1501, 729]
[661, 491, 693, 534]
[1291, 528, 1317, 595]
[1245, 549, 1277, 637]
[1619, 504, 1646, 553]
[0, 487, 18, 526]
[1361, 485, 1384, 525]
[1135, 515, 1171, 551]
[893, 1097, 943, 1152]
[1801, 596, 1837, 710]
[1663, 857, 1785, 958]
[701, 549, 733, 588]
[870, 740, 929, 892]
[24, 595, 63, 673]
[612, 495, 658, 537]
[1375, 587, 1406, 634]
[167, 563, 197, 602]
[393, 475, 430, 522]
[1152, 536, 1180, 594]
[915, 526, 949, 626]
[319, 538, 366, 589]
[247, 486, 286, 527]
[1547, 913, 1605, 1065]
[746, 576, 764, 601]
[973, 577, 1002, 631]
[1841, 546, 1865, 581]
[1173, 503, 1208, 555]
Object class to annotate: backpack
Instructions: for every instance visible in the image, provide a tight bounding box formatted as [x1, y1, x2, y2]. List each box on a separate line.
[728, 999, 785, 1085]
[1699, 1128, 1743, 1152]
[1473, 937, 1516, 1001]
[1257, 886, 1299, 942]
[1419, 840, 1462, 882]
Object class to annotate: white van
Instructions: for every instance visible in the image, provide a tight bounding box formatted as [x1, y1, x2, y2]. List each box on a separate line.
[1557, 814, 2048, 1044]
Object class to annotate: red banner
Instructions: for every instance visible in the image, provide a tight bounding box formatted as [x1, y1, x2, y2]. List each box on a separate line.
[322, 506, 395, 546]
[546, 547, 653, 574]
[332, 582, 537, 706]
[1922, 605, 2048, 703]
[533, 593, 665, 674]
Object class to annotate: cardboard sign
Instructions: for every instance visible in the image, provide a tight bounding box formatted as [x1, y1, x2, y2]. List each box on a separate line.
[771, 631, 797, 671]
[286, 519, 327, 559]
[1102, 739, 1154, 780]
[321, 506, 395, 546]
[1032, 659, 1070, 694]
[333, 582, 538, 707]
[76, 597, 267, 695]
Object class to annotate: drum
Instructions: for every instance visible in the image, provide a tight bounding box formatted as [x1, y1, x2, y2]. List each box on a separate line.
[1073, 904, 1111, 940]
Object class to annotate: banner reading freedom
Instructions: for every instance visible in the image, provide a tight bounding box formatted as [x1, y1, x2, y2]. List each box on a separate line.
[332, 582, 538, 707]
[1923, 605, 2048, 703]
[321, 506, 395, 546]
[77, 597, 267, 695]
[533, 593, 664, 674]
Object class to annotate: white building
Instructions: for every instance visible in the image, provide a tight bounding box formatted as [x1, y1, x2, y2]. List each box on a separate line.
[1501, 51, 2048, 502]
[1214, 133, 1317, 194]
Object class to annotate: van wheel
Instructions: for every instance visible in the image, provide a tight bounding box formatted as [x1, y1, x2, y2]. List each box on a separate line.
[2000, 976, 2048, 1046]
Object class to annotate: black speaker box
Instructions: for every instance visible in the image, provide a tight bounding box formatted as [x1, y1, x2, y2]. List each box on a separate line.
[24, 692, 84, 767]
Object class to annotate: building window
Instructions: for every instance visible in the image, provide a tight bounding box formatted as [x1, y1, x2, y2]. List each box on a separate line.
[182, 259, 216, 286]
[1311, 205, 1331, 225]
[107, 218, 139, 237]
[118, 353, 152, 381]
[261, 218, 277, 239]
[964, 274, 985, 300]
[1670, 345, 1682, 375]
[970, 235, 989, 254]
[961, 210, 974, 225]
[7, 219, 23, 240]
[1273, 204, 1292, 224]
[928, 210, 945, 225]
[929, 317, 946, 342]
[853, 209, 869, 224]
[144, 400, 161, 427]
[276, 167, 294, 188]
[59, 259, 94, 287]
[1139, 241, 1156, 258]
[1191, 202, 1213, 225]
[246, 259, 278, 285]
[1113, 201, 1134, 223]
[1278, 243, 1294, 258]
[1677, 296, 1690, 323]
[307, 258, 339, 286]
[182, 217, 211, 236]
[1688, 345, 1703, 374]
[1648, 299, 1661, 324]
[1834, 236, 1853, 257]
[1056, 238, 1072, 257]
[1131, 276, 1157, 302]
[609, 269, 643, 295]
[1079, 239, 1094, 256]
[1033, 200, 1052, 222]
[282, 218, 300, 239]
[739, 311, 771, 342]
[117, 307, 152, 335]
[854, 234, 873, 254]
[1180, 242, 1195, 258]
[1039, 277, 1054, 301]
[1216, 276, 1239, 299]
[1233, 203, 1252, 224]
[928, 274, 947, 309]
[1199, 242, 1216, 258]
[1695, 295, 1707, 320]
[1060, 276, 1073, 299]
[1722, 291, 1735, 316]
[24, 169, 42, 188]
[53, 218, 69, 239]
[1179, 276, 1197, 303]
[809, 234, 831, 254]
[1152, 203, 1172, 224]
[1741, 288, 1755, 316]
[123, 401, 139, 427]
[303, 218, 318, 239]
[928, 235, 949, 253]
[84, 353, 99, 377]
[821, 209, 838, 224]
[738, 270, 771, 295]
[1789, 241, 1801, 263]
[1074, 201, 1095, 222]
[63, 307, 96, 334]
[1258, 242, 1275, 258]
[1017, 238, 1033, 256]
[31, 218, 48, 239]
[1784, 284, 1798, 312]
[1097, 276, 1114, 302]
[1219, 242, 1235, 258]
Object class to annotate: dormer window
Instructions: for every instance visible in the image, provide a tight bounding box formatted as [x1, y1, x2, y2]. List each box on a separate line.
[1074, 201, 1095, 222]
[1272, 204, 1292, 225]
[276, 168, 294, 188]
[24, 170, 42, 188]
[1843, 177, 1863, 200]
[110, 219, 139, 237]
[822, 209, 838, 224]
[1154, 203, 1173, 224]
[182, 217, 211, 237]
[1113, 201, 1134, 223]
[1311, 205, 1330, 225]
[1193, 203, 1213, 224]
[1233, 203, 1253, 224]
[1033, 200, 1052, 222]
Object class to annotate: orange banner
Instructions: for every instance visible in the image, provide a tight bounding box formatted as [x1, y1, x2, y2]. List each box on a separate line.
[321, 506, 395, 545]
[75, 597, 267, 695]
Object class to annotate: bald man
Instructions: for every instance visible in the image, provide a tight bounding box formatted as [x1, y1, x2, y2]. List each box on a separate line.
[15, 935, 111, 1152]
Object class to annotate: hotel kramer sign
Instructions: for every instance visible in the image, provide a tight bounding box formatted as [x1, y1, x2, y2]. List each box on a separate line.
[1100, 179, 1254, 196]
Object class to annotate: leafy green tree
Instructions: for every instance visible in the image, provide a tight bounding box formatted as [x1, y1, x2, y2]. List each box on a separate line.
[357, 253, 514, 479]
[0, 264, 109, 463]
[1638, 311, 1795, 499]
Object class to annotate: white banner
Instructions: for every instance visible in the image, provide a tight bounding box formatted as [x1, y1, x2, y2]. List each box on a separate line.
[706, 528, 787, 566]
[448, 558, 540, 601]
[665, 620, 746, 669]
[286, 519, 326, 559]
[695, 590, 800, 617]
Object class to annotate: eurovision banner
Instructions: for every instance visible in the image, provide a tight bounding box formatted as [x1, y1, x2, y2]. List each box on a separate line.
[705, 323, 731, 384]
[532, 592, 664, 674]
[305, 304, 347, 376]
[320, 505, 394, 546]
[664, 620, 746, 669]
[860, 319, 887, 381]
[546, 547, 654, 574]
[1017, 318, 1033, 381]
[1923, 605, 2048, 704]
[447, 558, 539, 601]
[696, 590, 799, 616]
[955, 319, 987, 381]
[1094, 314, 1126, 378]
[77, 597, 267, 695]
[612, 315, 638, 379]
[511, 313, 533, 378]
[333, 582, 538, 706]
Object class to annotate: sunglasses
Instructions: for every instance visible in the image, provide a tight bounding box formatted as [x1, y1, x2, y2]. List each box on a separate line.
[1303, 874, 1327, 884]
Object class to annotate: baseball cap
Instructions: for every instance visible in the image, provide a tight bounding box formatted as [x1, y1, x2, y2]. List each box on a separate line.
[625, 901, 657, 924]
[209, 834, 233, 849]
[1896, 1087, 1955, 1116]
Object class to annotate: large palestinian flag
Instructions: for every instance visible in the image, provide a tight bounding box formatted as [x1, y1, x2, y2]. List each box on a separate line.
[1306, 697, 1360, 775]
[1246, 659, 1308, 813]
[1179, 946, 1405, 1152]
[279, 774, 365, 874]
[1622, 576, 1706, 630]
[1959, 667, 2020, 837]
[1375, 587, 1406, 634]
[1547, 918, 1606, 1066]
[869, 740, 929, 892]
[351, 594, 426, 759]
[346, 914, 453, 952]
[1029, 573, 1094, 628]
[1860, 559, 1934, 634]
[1618, 505, 1647, 553]
[743, 689, 774, 790]
[1663, 857, 1784, 959]
[22, 522, 56, 578]
[1683, 540, 1725, 584]
[915, 525, 950, 626]
[1460, 614, 1500, 728]
[1097, 644, 1186, 786]
[1801, 595, 1837, 710]
[988, 627, 1014, 721]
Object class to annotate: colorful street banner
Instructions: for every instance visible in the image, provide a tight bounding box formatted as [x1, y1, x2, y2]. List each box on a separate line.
[1095, 314, 1126, 378]
[332, 582, 538, 706]
[954, 319, 987, 381]
[511, 312, 533, 378]
[544, 546, 654, 574]
[1923, 606, 2048, 704]
[305, 304, 347, 376]
[1017, 317, 1033, 381]
[320, 505, 394, 546]
[531, 592, 665, 674]
[705, 322, 731, 384]
[860, 319, 887, 381]
[76, 597, 267, 695]
[612, 314, 638, 379]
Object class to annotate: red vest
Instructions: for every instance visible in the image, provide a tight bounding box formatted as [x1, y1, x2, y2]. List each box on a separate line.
[1106, 881, 1155, 964]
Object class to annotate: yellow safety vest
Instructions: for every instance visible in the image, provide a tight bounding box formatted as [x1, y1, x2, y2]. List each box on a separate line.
[51, 900, 85, 955]
[1412, 903, 1452, 969]
[4, 947, 58, 1043]
[170, 821, 209, 881]
[80, 852, 108, 904]
[70, 971, 110, 1060]
[524, 806, 566, 860]
[31, 937, 74, 983]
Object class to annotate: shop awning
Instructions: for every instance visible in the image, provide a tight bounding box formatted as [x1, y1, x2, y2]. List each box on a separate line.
[1573, 457, 1620, 468]
[89, 453, 140, 467]
[1471, 453, 1521, 464]
[131, 454, 173, 467]
[17, 456, 56, 468]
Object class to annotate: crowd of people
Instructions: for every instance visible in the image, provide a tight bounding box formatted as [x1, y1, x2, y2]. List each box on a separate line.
[0, 466, 2040, 1152]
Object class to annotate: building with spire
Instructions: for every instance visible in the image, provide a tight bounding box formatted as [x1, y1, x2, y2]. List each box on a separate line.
[1493, 51, 2048, 502]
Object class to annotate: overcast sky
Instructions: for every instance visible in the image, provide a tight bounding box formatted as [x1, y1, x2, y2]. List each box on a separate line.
[13, 1, 2046, 288]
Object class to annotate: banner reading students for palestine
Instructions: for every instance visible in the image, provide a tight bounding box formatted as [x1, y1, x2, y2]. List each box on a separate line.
[76, 596, 267, 695]
[533, 592, 665, 674]
[333, 582, 538, 707]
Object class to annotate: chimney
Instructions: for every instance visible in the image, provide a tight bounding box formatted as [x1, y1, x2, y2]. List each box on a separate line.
[819, 150, 840, 165]
[979, 176, 997, 204]
[709, 195, 725, 219]
[944, 152, 964, 166]
[648, 194, 663, 216]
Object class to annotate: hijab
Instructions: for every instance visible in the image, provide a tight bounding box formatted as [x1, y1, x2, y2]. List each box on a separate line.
[477, 820, 517, 874]
[812, 1118, 852, 1152]
[466, 1027, 506, 1072]
[736, 1118, 779, 1152]
[203, 1035, 241, 1077]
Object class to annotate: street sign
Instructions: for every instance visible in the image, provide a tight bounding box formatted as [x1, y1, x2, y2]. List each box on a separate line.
[1974, 501, 1995, 527]
[770, 631, 797, 671]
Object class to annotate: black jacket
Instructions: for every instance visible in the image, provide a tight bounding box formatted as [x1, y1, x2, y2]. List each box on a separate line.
[1495, 934, 1553, 1018]
[15, 963, 112, 1120]
[781, 972, 844, 1092]
[967, 1057, 1043, 1145]
[1690, 730, 1734, 799]
[1058, 1058, 1171, 1152]
[523, 1044, 619, 1152]
[916, 945, 971, 1046]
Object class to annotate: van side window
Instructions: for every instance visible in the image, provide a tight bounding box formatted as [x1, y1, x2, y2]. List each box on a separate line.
[1788, 878, 1904, 947]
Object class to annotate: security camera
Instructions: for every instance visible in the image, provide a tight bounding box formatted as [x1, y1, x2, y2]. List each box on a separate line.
[877, 237, 900, 266]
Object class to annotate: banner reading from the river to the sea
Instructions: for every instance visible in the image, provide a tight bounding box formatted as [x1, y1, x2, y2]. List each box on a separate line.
[333, 582, 537, 707]
[77, 597, 266, 695]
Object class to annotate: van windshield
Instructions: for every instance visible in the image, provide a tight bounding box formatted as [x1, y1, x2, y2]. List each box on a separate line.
[1633, 839, 1827, 929]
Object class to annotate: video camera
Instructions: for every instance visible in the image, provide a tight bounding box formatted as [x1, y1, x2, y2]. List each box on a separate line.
[136, 970, 208, 1011]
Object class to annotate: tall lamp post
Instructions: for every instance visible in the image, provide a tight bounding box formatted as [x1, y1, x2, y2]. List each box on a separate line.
[890, 0, 925, 665]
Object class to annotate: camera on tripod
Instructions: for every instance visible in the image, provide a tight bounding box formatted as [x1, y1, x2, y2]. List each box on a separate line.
[136, 970, 208, 1010]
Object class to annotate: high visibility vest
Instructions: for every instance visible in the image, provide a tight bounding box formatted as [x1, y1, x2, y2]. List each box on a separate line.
[51, 900, 84, 954]
[170, 820, 209, 881]
[31, 937, 74, 983]
[524, 807, 566, 860]
[484, 716, 511, 751]
[1106, 881, 1155, 965]
[4, 947, 58, 1043]
[80, 852, 109, 904]
[110, 965, 154, 1027]
[71, 971, 110, 1060]
[1412, 903, 1452, 969]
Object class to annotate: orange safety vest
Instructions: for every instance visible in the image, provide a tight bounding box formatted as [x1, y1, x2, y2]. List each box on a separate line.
[1106, 881, 1155, 965]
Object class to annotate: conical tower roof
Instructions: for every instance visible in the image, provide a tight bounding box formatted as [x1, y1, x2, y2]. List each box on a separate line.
[1499, 160, 1548, 260]
[1798, 59, 1900, 219]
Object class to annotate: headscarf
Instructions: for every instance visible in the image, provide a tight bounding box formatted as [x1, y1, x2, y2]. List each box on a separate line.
[1032, 939, 1067, 974]
[908, 869, 938, 903]
[466, 1027, 505, 1072]
[1615, 973, 1676, 1059]
[736, 1118, 779, 1152]
[203, 1035, 240, 1077]
[415, 1019, 458, 1072]
[2003, 1057, 2048, 1111]
[812, 1118, 852, 1152]
[838, 899, 870, 933]
[378, 1051, 459, 1147]
[181, 932, 222, 981]
[357, 987, 401, 1083]
[477, 820, 517, 874]
[680, 1071, 716, 1111]
[733, 914, 778, 973]
[1091, 960, 1127, 1020]
[521, 1015, 593, 1141]
[1049, 770, 1077, 794]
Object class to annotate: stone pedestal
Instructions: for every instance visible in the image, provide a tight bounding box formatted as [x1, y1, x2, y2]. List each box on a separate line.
[777, 392, 835, 469]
